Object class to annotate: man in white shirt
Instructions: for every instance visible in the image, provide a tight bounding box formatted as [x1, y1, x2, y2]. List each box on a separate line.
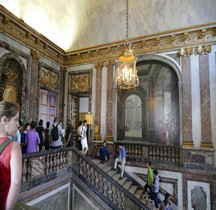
[79, 120, 88, 155]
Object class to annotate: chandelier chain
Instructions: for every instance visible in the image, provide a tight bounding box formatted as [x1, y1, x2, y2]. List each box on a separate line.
[126, 0, 129, 40]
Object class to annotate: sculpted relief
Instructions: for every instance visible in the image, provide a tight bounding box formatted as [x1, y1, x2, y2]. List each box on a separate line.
[70, 73, 90, 92]
[0, 59, 22, 103]
[40, 68, 58, 89]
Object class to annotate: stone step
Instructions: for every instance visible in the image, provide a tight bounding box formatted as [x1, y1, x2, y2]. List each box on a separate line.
[129, 185, 138, 194]
[113, 173, 121, 181]
[91, 159, 101, 165]
[123, 181, 133, 190]
[134, 189, 143, 199]
[117, 177, 127, 185]
[102, 165, 112, 173]
[108, 170, 118, 177]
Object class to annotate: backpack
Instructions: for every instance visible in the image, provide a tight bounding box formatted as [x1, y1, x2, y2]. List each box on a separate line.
[0, 139, 14, 154]
[51, 124, 59, 141]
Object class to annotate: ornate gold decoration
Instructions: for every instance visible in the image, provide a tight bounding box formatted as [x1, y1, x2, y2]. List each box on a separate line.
[0, 5, 65, 65]
[179, 47, 193, 57]
[105, 60, 115, 69]
[197, 45, 212, 54]
[40, 68, 58, 89]
[3, 85, 17, 102]
[70, 74, 90, 92]
[94, 62, 104, 70]
[1, 71, 18, 102]
[200, 142, 214, 149]
[66, 24, 216, 65]
[1, 5, 216, 66]
[31, 49, 41, 59]
[182, 141, 194, 148]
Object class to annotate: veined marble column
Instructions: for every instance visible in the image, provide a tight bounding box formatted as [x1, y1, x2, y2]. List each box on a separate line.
[60, 66, 66, 122]
[30, 49, 41, 121]
[105, 60, 115, 141]
[182, 56, 194, 148]
[94, 62, 104, 140]
[199, 54, 213, 149]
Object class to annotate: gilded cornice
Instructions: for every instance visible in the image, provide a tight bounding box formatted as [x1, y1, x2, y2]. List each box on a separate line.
[1, 5, 216, 67]
[0, 5, 65, 65]
[65, 23, 216, 65]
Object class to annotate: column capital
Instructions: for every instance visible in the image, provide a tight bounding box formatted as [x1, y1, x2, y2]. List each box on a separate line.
[31, 49, 41, 59]
[94, 61, 104, 70]
[105, 60, 115, 69]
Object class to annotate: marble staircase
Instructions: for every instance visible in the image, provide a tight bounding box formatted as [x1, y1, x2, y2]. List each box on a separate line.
[91, 158, 158, 210]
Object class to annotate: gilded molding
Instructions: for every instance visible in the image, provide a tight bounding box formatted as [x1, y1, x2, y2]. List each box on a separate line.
[40, 68, 58, 89]
[94, 62, 104, 70]
[105, 60, 115, 69]
[31, 49, 41, 59]
[0, 5, 65, 65]
[197, 45, 212, 55]
[66, 25, 216, 65]
[1, 5, 216, 66]
[179, 47, 193, 57]
[182, 141, 194, 148]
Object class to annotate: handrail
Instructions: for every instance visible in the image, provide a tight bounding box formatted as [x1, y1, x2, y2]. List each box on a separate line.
[72, 147, 151, 210]
[21, 147, 151, 210]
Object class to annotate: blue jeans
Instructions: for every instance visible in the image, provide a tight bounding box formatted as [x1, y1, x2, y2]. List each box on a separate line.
[150, 191, 158, 208]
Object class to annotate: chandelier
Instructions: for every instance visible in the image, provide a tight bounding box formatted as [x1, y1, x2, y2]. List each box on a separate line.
[116, 0, 139, 89]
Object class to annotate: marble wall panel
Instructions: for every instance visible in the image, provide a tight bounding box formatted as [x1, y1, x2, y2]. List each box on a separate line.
[26, 183, 70, 210]
[199, 55, 212, 147]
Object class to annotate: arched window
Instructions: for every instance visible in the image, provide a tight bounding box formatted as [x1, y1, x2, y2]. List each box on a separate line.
[117, 59, 180, 146]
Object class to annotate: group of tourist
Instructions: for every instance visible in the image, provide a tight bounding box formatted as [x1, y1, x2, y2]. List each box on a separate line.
[0, 100, 172, 210]
[10, 116, 90, 155]
[0, 100, 91, 210]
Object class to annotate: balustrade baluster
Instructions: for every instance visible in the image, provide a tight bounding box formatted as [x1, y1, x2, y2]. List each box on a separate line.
[160, 147, 164, 160]
[102, 177, 108, 196]
[49, 154, 53, 173]
[171, 148, 175, 162]
[164, 147, 167, 160]
[167, 148, 171, 161]
[152, 147, 156, 160]
[86, 164, 91, 182]
[107, 181, 113, 201]
[149, 146, 153, 158]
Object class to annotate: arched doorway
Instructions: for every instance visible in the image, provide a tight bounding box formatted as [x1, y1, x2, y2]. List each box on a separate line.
[117, 58, 180, 146]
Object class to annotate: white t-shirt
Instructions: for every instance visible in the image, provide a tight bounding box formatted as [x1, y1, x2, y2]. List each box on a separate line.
[49, 123, 63, 147]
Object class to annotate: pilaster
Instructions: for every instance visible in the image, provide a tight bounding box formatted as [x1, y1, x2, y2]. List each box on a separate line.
[104, 60, 115, 141]
[199, 54, 213, 149]
[181, 56, 194, 148]
[29, 49, 41, 121]
[94, 62, 104, 140]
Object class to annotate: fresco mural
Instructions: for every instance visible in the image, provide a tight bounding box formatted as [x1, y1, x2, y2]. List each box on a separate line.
[117, 60, 180, 146]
